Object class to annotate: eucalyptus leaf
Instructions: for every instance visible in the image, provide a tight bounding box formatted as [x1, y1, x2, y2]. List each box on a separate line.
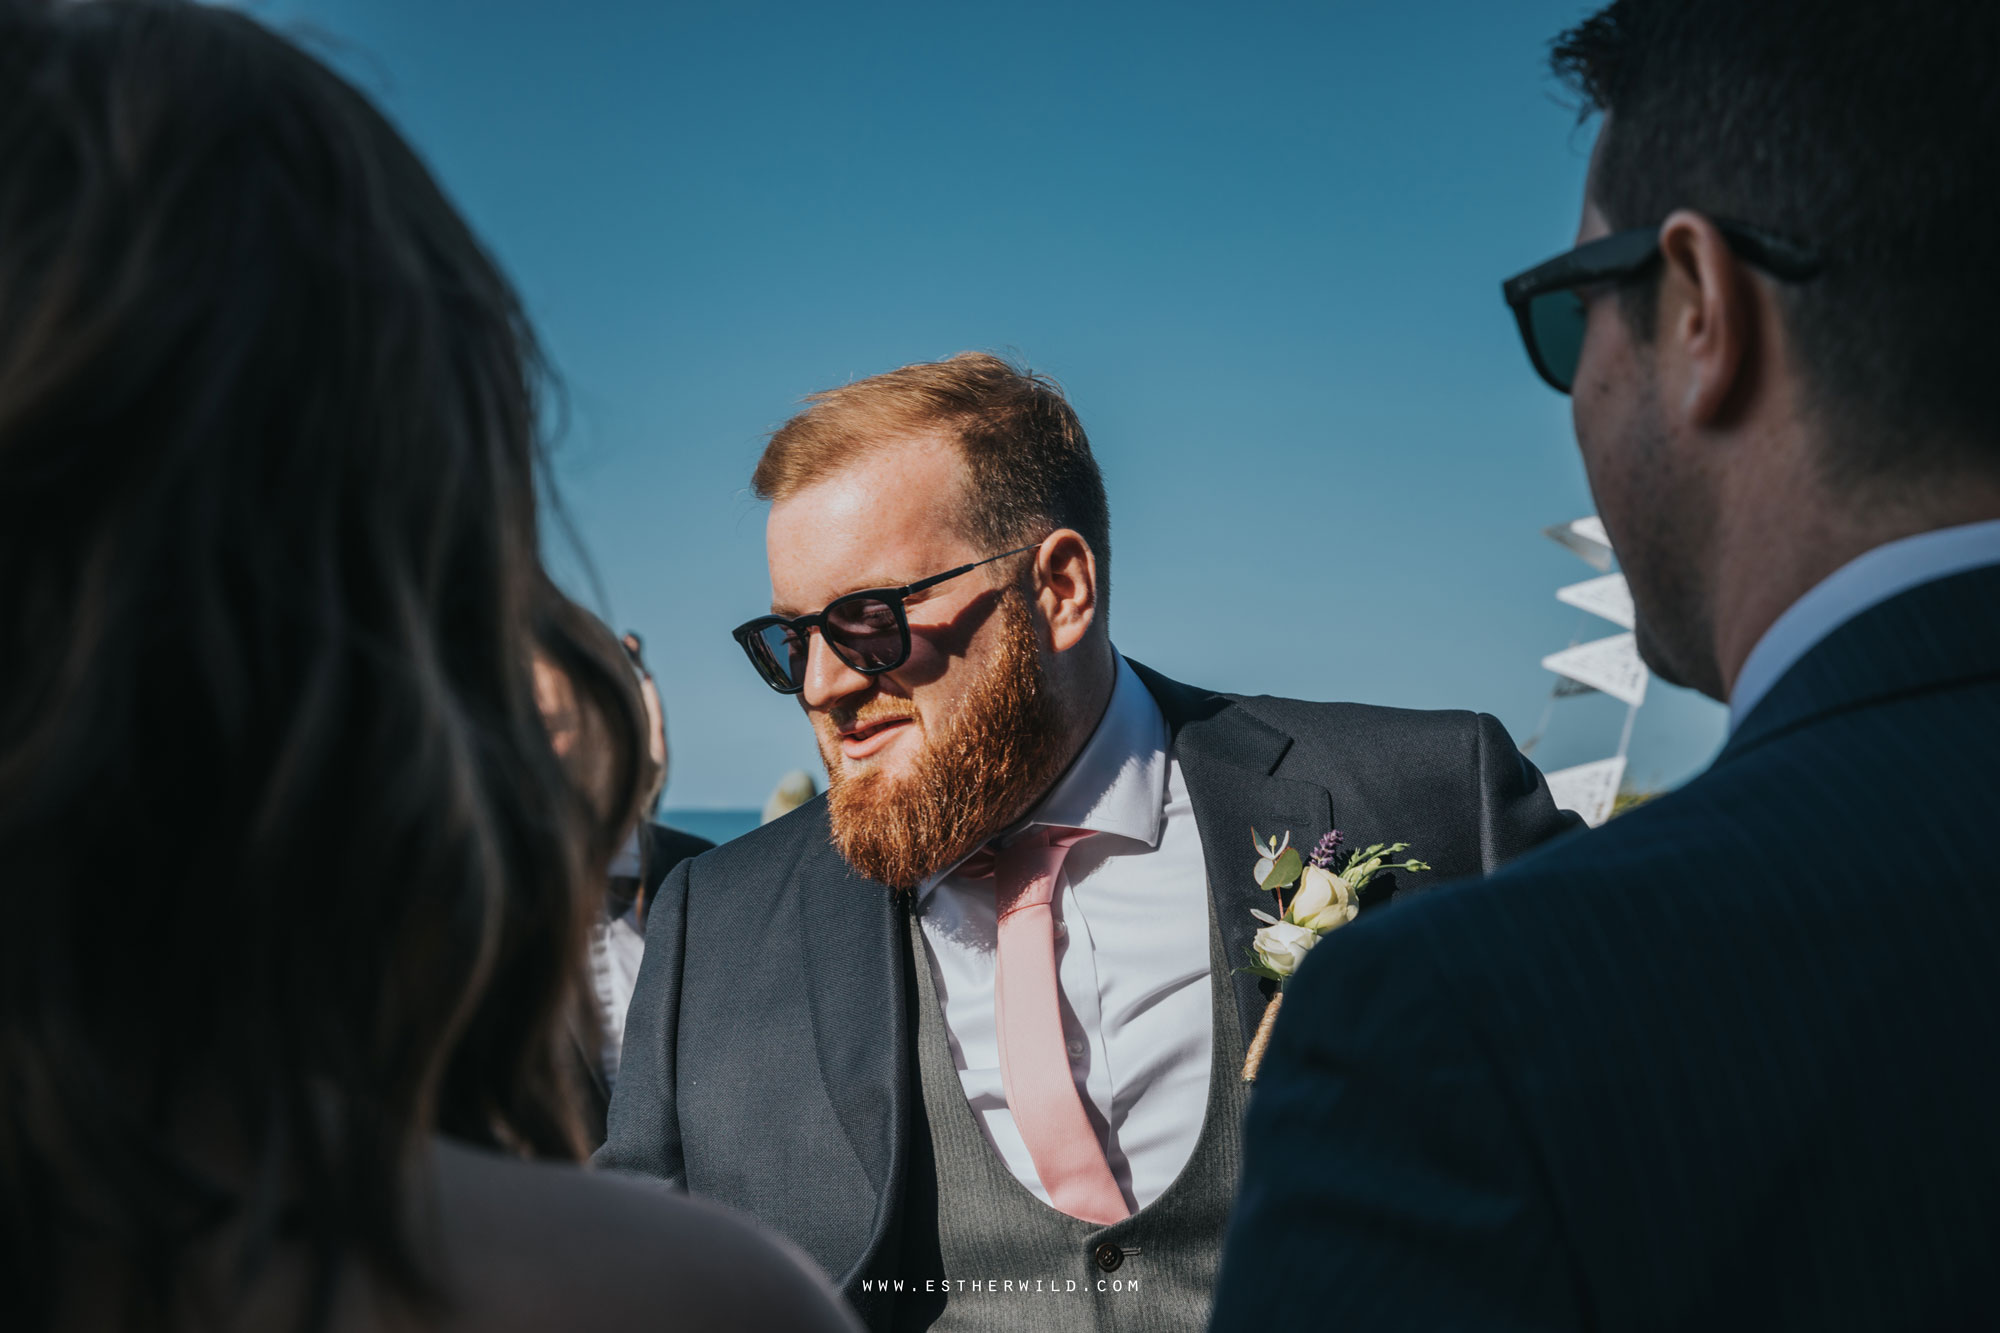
[1258, 846, 1303, 891]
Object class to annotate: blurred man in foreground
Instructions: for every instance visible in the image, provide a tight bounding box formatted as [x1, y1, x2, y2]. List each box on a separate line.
[1216, 2, 2000, 1329]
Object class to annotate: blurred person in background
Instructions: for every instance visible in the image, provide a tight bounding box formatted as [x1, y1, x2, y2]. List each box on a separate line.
[0, 2, 855, 1330]
[536, 613, 713, 1143]
[761, 768, 820, 825]
[614, 630, 715, 913]
[622, 632, 667, 811]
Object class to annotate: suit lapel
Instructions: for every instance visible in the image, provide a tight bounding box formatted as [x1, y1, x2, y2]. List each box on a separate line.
[1721, 562, 2000, 765]
[1130, 662, 1334, 1054]
[790, 805, 908, 1277]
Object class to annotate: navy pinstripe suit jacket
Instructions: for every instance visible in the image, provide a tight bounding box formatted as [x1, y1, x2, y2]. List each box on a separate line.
[1214, 563, 2000, 1332]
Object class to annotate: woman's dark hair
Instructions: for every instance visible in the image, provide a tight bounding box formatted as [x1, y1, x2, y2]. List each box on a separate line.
[0, 0, 649, 1327]
[1551, 0, 2000, 483]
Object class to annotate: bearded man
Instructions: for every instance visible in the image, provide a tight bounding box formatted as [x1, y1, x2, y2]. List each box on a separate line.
[598, 353, 1579, 1331]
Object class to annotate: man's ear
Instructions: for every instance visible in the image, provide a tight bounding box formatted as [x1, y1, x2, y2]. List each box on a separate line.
[1033, 530, 1098, 653]
[1656, 209, 1760, 428]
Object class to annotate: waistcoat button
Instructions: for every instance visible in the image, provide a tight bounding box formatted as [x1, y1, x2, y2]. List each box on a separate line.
[1093, 1242, 1124, 1273]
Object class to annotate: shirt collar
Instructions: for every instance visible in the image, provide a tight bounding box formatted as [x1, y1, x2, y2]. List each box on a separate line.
[1729, 518, 2000, 732]
[917, 651, 1169, 903]
[608, 827, 644, 878]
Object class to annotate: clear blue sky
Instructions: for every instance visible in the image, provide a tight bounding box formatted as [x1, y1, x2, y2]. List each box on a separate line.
[240, 0, 1726, 810]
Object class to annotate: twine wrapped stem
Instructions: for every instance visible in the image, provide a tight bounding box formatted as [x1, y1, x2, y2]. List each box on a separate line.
[1239, 993, 1283, 1082]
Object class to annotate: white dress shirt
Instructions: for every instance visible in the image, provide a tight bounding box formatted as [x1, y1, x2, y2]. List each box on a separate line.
[915, 653, 1212, 1211]
[588, 908, 646, 1084]
[1730, 519, 2000, 732]
[588, 828, 649, 1084]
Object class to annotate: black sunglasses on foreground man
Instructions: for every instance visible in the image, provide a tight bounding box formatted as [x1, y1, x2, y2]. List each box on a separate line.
[1504, 219, 1823, 393]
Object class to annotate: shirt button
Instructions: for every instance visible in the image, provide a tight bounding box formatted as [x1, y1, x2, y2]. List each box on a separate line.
[1093, 1242, 1124, 1273]
[1066, 1037, 1086, 1060]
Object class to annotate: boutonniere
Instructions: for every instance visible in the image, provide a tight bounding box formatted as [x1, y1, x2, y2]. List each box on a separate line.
[1237, 828, 1430, 1082]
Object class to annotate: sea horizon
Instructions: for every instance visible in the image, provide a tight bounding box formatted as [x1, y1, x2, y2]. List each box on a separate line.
[658, 807, 762, 847]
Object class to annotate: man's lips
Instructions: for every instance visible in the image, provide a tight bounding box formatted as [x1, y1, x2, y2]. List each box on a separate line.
[836, 715, 915, 760]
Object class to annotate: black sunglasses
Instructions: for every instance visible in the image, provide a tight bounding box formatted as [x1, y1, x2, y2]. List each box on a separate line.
[732, 542, 1042, 695]
[1502, 218, 1824, 394]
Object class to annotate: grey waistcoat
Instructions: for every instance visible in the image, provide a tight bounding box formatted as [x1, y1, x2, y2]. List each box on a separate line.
[901, 901, 1252, 1332]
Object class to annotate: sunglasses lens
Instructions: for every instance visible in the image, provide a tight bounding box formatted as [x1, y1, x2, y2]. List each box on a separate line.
[747, 622, 806, 692]
[1527, 288, 1588, 392]
[824, 594, 906, 672]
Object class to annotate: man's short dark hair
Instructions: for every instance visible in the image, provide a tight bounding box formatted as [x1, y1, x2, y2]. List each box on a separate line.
[1553, 0, 2000, 483]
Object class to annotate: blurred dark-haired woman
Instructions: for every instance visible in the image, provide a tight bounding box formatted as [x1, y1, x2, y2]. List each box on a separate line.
[0, 2, 856, 1330]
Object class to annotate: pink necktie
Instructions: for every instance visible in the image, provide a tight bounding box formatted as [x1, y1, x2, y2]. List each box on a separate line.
[964, 826, 1130, 1225]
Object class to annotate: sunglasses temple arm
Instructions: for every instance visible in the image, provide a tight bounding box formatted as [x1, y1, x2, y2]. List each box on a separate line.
[901, 565, 975, 596]
[900, 541, 1042, 597]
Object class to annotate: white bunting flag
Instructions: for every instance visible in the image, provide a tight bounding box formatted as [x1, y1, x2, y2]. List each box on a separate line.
[1543, 515, 1615, 572]
[1544, 755, 1628, 828]
[1541, 632, 1649, 708]
[1573, 515, 1610, 547]
[1556, 572, 1636, 630]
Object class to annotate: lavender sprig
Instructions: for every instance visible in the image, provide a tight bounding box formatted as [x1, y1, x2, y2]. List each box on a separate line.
[1307, 829, 1344, 869]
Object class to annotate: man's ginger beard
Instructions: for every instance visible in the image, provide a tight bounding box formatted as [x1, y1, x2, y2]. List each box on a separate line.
[819, 592, 1070, 890]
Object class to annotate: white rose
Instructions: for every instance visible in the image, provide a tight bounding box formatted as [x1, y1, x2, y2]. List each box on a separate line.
[1286, 864, 1360, 934]
[1252, 920, 1320, 977]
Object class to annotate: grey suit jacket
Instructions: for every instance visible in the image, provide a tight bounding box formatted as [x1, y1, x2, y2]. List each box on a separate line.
[598, 664, 1579, 1328]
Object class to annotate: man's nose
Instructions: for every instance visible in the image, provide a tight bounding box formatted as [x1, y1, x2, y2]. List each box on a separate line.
[800, 629, 874, 710]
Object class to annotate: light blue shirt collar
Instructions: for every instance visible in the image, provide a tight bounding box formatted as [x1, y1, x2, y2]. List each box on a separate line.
[1729, 518, 2000, 732]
